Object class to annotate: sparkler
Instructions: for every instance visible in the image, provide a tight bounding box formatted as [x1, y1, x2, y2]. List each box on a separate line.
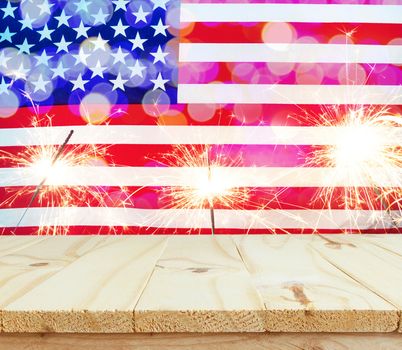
[305, 106, 402, 229]
[12, 129, 74, 234]
[156, 144, 251, 234]
[206, 145, 216, 235]
[0, 113, 128, 235]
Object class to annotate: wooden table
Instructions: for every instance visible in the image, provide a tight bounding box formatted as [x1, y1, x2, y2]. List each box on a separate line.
[0, 235, 401, 349]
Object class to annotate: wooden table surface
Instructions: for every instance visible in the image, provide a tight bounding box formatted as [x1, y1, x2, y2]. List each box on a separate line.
[0, 235, 401, 348]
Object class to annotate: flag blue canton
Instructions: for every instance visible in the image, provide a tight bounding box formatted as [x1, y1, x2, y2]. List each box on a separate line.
[0, 0, 177, 108]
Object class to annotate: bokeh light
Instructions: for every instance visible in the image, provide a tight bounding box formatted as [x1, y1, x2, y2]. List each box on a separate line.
[79, 92, 112, 124]
[233, 104, 262, 124]
[296, 63, 324, 84]
[262, 22, 296, 43]
[20, 0, 53, 29]
[0, 90, 20, 118]
[142, 89, 171, 117]
[337, 63, 368, 85]
[188, 103, 217, 122]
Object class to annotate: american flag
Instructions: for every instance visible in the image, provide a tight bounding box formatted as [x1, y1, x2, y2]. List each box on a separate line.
[0, 0, 401, 235]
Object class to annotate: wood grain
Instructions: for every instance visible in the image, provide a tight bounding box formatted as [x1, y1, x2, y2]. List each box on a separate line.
[365, 234, 402, 257]
[135, 236, 265, 332]
[1, 332, 402, 350]
[366, 234, 402, 331]
[0, 235, 401, 334]
[310, 234, 402, 332]
[2, 237, 168, 333]
[0, 236, 45, 258]
[0, 236, 109, 308]
[234, 235, 398, 332]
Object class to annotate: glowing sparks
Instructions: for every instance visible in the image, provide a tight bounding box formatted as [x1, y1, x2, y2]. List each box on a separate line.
[0, 115, 127, 235]
[164, 146, 249, 208]
[153, 144, 251, 233]
[306, 106, 402, 226]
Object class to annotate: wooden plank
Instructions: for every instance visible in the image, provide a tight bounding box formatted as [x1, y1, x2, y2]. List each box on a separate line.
[0, 236, 110, 309]
[365, 234, 402, 330]
[2, 237, 168, 333]
[0, 236, 110, 333]
[234, 235, 398, 332]
[0, 236, 46, 258]
[310, 234, 402, 332]
[365, 234, 402, 257]
[1, 332, 402, 350]
[135, 236, 265, 332]
[1, 235, 401, 334]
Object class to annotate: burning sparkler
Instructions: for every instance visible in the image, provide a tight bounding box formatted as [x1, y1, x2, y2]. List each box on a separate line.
[12, 129, 74, 234]
[205, 146, 216, 235]
[155, 144, 251, 234]
[306, 106, 402, 229]
[0, 113, 128, 235]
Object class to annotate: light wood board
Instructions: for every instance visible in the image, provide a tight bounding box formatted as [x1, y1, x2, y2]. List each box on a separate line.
[2, 236, 168, 332]
[0, 235, 401, 334]
[1, 332, 402, 350]
[310, 235, 402, 332]
[234, 235, 398, 332]
[0, 236, 109, 309]
[0, 236, 45, 258]
[135, 236, 265, 332]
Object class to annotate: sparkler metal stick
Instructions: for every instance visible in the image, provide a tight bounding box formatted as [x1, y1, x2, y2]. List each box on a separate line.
[206, 145, 216, 236]
[12, 130, 74, 234]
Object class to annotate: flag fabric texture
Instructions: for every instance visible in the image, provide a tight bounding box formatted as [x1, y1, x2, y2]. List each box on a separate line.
[0, 0, 401, 234]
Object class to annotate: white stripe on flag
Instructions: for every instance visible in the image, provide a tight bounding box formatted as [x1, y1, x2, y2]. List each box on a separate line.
[180, 4, 402, 24]
[1, 126, 400, 147]
[179, 43, 402, 64]
[1, 167, 400, 187]
[0, 207, 398, 229]
[178, 84, 401, 105]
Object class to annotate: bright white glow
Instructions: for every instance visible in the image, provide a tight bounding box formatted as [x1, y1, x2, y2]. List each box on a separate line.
[333, 125, 383, 169]
[194, 167, 232, 204]
[29, 153, 69, 186]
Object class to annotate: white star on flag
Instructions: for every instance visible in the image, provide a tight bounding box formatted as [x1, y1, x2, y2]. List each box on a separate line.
[38, 24, 54, 41]
[32, 74, 50, 93]
[129, 60, 146, 78]
[71, 73, 89, 91]
[150, 45, 169, 64]
[112, 0, 130, 12]
[55, 36, 72, 53]
[1, 2, 17, 19]
[90, 61, 105, 78]
[151, 19, 169, 37]
[111, 19, 129, 38]
[73, 21, 90, 39]
[151, 72, 168, 91]
[0, 77, 10, 95]
[92, 8, 109, 25]
[51, 62, 68, 79]
[91, 34, 109, 51]
[151, 0, 170, 11]
[54, 10, 71, 28]
[110, 73, 128, 91]
[19, 14, 34, 30]
[133, 5, 150, 24]
[129, 32, 147, 51]
[112, 47, 129, 64]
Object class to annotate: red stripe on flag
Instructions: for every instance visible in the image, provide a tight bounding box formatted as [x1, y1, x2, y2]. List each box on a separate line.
[1, 186, 400, 211]
[0, 144, 341, 168]
[1, 105, 401, 128]
[182, 22, 402, 45]
[179, 62, 402, 85]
